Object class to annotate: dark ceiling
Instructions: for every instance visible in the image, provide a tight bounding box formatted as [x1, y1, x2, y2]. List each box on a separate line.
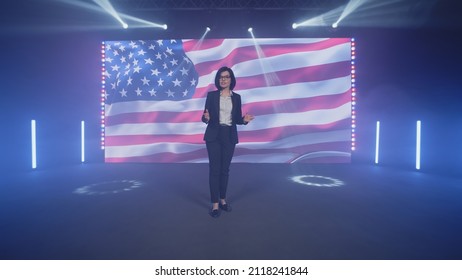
[110, 0, 349, 11]
[0, 0, 460, 35]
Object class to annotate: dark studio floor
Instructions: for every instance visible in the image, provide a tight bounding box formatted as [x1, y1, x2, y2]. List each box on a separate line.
[1, 163, 462, 260]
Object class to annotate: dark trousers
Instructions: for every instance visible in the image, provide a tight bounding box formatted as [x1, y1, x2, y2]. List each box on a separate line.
[206, 126, 236, 203]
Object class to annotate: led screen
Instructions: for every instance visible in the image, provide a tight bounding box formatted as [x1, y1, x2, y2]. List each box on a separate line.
[102, 38, 353, 163]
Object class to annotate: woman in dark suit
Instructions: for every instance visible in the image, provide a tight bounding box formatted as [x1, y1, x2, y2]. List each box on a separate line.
[201, 66, 254, 218]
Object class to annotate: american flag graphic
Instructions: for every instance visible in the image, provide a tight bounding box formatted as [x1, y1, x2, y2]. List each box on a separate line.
[102, 38, 352, 163]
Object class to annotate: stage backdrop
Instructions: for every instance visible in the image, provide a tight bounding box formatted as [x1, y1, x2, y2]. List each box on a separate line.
[102, 38, 353, 163]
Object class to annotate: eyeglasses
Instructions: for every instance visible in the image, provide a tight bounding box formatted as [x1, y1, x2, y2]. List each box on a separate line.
[219, 75, 231, 80]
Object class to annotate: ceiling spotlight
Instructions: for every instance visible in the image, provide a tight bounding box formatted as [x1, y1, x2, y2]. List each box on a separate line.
[332, 22, 338, 28]
[162, 24, 168, 30]
[292, 23, 298, 29]
[122, 22, 128, 29]
[248, 27, 253, 32]
[206, 27, 211, 32]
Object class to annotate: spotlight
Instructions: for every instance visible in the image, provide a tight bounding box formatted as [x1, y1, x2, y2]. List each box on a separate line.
[332, 22, 338, 28]
[122, 22, 128, 29]
[248, 27, 253, 32]
[196, 26, 211, 42]
[162, 24, 168, 30]
[292, 23, 298, 29]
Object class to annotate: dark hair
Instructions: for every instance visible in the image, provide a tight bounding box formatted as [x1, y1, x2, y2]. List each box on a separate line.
[214, 66, 236, 90]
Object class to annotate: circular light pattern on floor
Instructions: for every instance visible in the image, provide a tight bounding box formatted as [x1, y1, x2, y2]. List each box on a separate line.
[291, 175, 344, 187]
[74, 180, 144, 195]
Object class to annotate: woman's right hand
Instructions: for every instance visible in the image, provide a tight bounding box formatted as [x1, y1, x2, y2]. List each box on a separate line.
[203, 109, 210, 122]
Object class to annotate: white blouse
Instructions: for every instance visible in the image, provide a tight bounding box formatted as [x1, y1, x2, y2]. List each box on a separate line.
[219, 91, 233, 126]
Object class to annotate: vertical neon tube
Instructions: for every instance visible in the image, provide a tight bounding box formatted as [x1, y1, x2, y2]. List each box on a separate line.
[416, 120, 421, 170]
[31, 120, 37, 169]
[375, 121, 380, 164]
[81, 120, 85, 163]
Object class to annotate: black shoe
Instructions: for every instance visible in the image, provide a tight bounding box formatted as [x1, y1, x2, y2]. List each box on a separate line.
[209, 208, 221, 218]
[219, 203, 232, 212]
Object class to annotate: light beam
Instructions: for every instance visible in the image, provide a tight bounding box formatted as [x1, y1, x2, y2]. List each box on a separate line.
[93, 0, 128, 29]
[57, 0, 166, 30]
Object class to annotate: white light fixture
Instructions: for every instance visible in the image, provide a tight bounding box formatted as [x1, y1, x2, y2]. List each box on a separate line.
[416, 120, 421, 170]
[31, 120, 37, 169]
[81, 121, 85, 163]
[375, 121, 380, 164]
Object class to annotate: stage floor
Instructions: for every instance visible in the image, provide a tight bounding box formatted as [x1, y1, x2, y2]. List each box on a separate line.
[1, 163, 461, 260]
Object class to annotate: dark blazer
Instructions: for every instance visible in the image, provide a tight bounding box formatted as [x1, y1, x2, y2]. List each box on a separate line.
[201, 90, 247, 144]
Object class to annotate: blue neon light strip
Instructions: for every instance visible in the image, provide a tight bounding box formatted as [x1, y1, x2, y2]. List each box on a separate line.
[416, 120, 421, 170]
[375, 121, 380, 164]
[31, 120, 36, 169]
[81, 121, 85, 163]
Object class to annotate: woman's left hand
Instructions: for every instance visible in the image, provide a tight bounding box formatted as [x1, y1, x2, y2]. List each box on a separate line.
[243, 113, 255, 123]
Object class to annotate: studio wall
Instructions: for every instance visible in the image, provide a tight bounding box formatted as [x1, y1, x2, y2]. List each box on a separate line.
[1, 10, 460, 175]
